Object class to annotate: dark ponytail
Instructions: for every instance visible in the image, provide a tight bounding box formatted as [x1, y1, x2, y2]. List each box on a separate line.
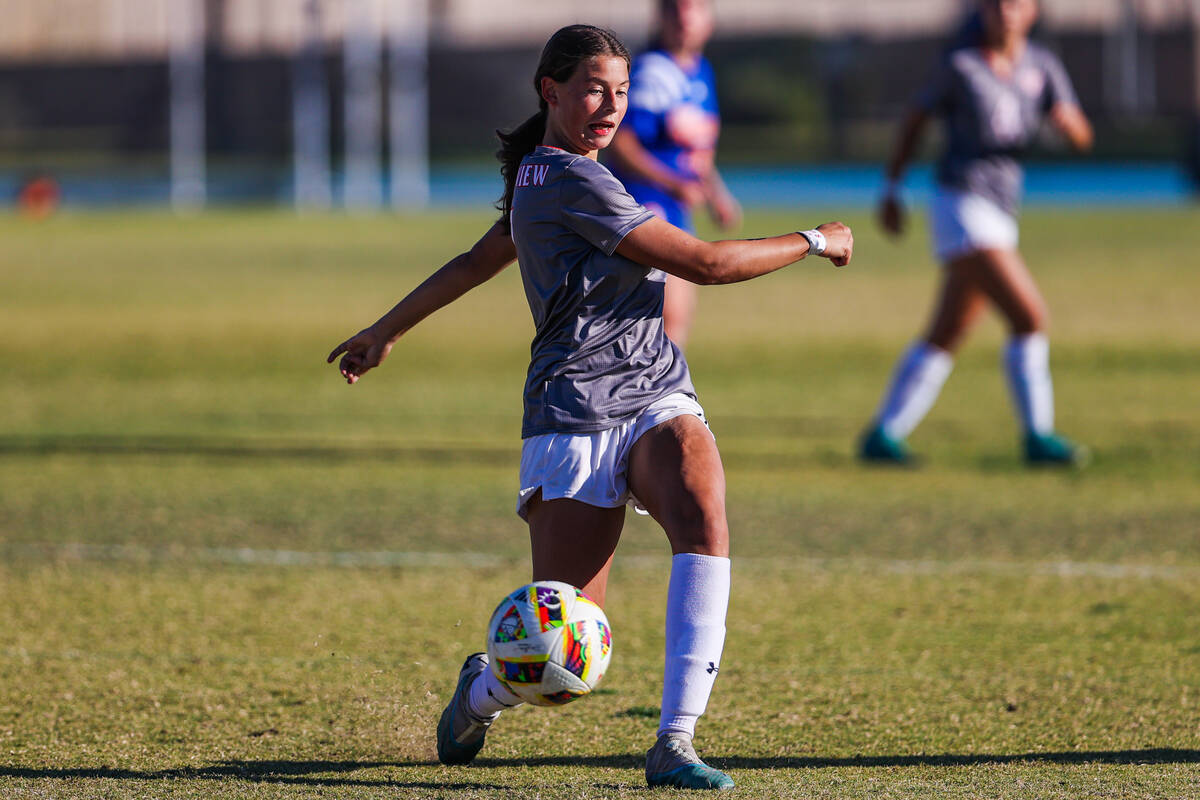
[496, 24, 630, 230]
[496, 110, 549, 230]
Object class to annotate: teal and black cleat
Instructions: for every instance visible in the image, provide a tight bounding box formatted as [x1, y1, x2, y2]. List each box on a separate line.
[858, 425, 914, 465]
[1024, 432, 1090, 468]
[645, 733, 735, 791]
[436, 653, 496, 766]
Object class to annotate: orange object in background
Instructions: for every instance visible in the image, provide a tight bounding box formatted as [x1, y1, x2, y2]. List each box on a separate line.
[17, 175, 61, 218]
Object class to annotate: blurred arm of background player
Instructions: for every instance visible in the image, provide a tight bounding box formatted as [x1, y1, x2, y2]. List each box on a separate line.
[327, 222, 516, 384]
[877, 108, 931, 238]
[1048, 101, 1093, 153]
[609, 127, 741, 229]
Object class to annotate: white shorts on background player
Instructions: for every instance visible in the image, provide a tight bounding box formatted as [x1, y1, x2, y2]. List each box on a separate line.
[516, 392, 709, 520]
[930, 186, 1019, 263]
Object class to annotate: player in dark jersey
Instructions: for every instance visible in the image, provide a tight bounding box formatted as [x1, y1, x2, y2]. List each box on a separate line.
[607, 0, 740, 349]
[327, 24, 852, 791]
[859, 0, 1093, 466]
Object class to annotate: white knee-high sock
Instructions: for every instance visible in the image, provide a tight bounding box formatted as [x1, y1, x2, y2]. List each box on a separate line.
[467, 666, 524, 718]
[658, 552, 731, 739]
[875, 342, 954, 440]
[1004, 332, 1054, 435]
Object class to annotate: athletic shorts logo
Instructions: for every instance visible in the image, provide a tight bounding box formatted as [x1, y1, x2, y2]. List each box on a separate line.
[706, 662, 719, 674]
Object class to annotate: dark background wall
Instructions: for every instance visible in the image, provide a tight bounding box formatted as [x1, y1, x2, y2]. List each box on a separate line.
[0, 30, 1194, 169]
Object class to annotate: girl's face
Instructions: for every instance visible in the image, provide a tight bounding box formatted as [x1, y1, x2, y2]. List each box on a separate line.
[982, 0, 1037, 43]
[660, 0, 714, 54]
[541, 56, 630, 156]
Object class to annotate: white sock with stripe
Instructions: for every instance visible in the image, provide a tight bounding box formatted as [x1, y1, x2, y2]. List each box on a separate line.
[658, 552, 731, 739]
[467, 666, 523, 719]
[1004, 332, 1054, 435]
[875, 342, 955, 439]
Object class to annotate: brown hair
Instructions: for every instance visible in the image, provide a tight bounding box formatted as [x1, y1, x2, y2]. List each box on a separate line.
[495, 25, 630, 230]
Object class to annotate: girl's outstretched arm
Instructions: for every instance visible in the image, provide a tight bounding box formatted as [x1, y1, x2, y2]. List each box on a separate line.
[617, 217, 852, 285]
[327, 221, 516, 384]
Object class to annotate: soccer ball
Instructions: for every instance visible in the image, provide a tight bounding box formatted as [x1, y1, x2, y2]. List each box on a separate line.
[485, 581, 613, 707]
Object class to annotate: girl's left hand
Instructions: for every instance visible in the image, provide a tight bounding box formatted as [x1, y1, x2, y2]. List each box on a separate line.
[327, 327, 393, 385]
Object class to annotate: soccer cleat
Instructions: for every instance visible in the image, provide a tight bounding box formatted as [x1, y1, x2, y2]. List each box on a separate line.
[858, 425, 914, 465]
[1024, 432, 1090, 468]
[645, 733, 735, 790]
[436, 652, 497, 766]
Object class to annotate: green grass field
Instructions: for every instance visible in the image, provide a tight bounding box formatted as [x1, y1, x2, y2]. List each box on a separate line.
[1, 207, 1198, 798]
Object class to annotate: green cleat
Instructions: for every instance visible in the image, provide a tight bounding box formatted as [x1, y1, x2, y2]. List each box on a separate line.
[1024, 432, 1090, 468]
[436, 653, 496, 766]
[858, 425, 914, 465]
[645, 733, 735, 791]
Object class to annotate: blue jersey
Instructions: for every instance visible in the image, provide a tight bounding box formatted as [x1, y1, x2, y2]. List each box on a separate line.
[609, 49, 720, 232]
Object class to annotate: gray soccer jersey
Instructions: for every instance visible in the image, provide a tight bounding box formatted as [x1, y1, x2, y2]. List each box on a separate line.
[918, 43, 1080, 215]
[510, 145, 696, 437]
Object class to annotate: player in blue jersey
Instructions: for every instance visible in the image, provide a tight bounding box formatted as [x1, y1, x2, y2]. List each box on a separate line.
[607, 0, 740, 348]
[859, 0, 1093, 466]
[327, 25, 852, 791]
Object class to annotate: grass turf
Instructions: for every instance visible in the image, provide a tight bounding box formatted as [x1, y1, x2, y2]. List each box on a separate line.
[1, 208, 1198, 798]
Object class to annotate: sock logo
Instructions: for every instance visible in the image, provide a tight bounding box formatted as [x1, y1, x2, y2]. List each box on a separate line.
[706, 662, 719, 674]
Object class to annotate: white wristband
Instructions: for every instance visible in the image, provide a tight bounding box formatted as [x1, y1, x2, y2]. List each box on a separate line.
[798, 229, 826, 256]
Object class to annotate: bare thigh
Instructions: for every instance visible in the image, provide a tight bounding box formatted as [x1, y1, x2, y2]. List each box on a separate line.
[627, 414, 729, 557]
[925, 260, 989, 353]
[526, 492, 625, 608]
[951, 248, 1048, 336]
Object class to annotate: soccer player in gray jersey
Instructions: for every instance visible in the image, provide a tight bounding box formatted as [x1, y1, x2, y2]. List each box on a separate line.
[327, 24, 852, 791]
[859, 0, 1093, 466]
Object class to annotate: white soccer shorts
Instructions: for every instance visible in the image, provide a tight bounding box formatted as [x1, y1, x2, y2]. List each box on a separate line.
[516, 392, 709, 521]
[930, 186, 1020, 263]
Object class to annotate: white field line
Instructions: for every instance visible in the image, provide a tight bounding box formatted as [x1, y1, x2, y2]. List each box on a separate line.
[6, 542, 1199, 581]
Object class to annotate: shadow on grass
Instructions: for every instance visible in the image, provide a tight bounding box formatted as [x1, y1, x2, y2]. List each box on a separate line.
[713, 748, 1200, 769]
[0, 760, 501, 790]
[0, 434, 516, 466]
[2, 749, 1198, 787]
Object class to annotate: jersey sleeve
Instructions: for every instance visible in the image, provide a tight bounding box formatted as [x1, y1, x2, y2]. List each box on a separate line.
[1040, 50, 1080, 112]
[559, 158, 655, 255]
[914, 54, 956, 114]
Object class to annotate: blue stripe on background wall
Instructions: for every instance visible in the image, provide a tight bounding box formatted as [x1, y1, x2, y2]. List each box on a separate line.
[1, 163, 1193, 210]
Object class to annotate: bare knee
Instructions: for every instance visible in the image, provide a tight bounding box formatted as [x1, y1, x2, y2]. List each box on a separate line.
[658, 492, 729, 557]
[663, 278, 697, 347]
[1006, 299, 1048, 335]
[926, 323, 969, 354]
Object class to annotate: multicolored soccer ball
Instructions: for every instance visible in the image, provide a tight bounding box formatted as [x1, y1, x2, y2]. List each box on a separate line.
[485, 581, 613, 707]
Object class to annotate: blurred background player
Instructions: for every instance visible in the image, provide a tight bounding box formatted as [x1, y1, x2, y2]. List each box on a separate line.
[859, 0, 1093, 466]
[328, 24, 852, 791]
[607, 0, 740, 349]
